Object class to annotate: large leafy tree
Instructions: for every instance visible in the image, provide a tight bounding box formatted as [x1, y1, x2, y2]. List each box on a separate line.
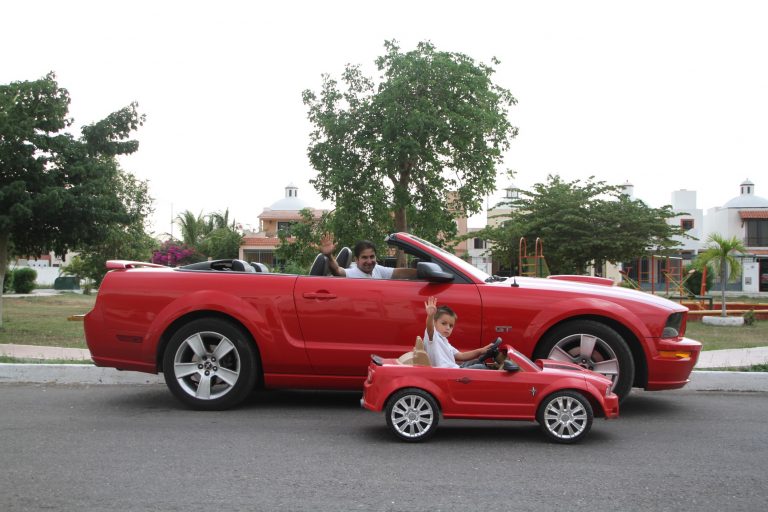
[476, 175, 687, 275]
[62, 171, 155, 286]
[303, 40, 518, 250]
[0, 73, 144, 325]
[696, 234, 746, 317]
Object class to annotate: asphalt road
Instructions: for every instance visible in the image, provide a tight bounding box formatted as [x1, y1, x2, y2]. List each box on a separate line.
[1, 384, 766, 512]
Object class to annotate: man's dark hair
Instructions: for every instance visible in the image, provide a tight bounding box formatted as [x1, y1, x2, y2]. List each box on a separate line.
[353, 240, 377, 258]
[435, 305, 457, 321]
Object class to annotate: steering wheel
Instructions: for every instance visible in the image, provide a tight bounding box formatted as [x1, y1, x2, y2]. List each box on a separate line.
[478, 337, 502, 362]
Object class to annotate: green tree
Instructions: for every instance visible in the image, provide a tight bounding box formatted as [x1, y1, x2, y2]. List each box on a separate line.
[303, 40, 518, 250]
[62, 170, 156, 286]
[696, 234, 746, 317]
[0, 73, 144, 326]
[275, 208, 326, 272]
[198, 227, 243, 260]
[175, 210, 208, 246]
[478, 175, 687, 275]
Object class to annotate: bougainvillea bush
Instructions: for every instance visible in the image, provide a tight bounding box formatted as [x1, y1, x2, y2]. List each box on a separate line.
[151, 241, 200, 267]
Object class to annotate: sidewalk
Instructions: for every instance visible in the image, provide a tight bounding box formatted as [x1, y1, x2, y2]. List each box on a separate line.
[1, 343, 767, 390]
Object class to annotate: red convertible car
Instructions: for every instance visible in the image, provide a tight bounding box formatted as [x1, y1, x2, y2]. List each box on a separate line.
[362, 343, 619, 443]
[84, 232, 701, 410]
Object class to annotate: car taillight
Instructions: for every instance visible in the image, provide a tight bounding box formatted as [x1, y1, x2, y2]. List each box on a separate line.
[366, 367, 373, 384]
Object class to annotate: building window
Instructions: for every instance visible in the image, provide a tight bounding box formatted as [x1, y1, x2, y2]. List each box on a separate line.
[680, 219, 694, 231]
[745, 219, 768, 247]
[473, 238, 487, 249]
[277, 221, 294, 233]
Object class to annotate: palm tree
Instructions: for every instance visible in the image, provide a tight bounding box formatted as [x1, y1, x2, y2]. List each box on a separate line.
[696, 234, 747, 317]
[175, 210, 208, 246]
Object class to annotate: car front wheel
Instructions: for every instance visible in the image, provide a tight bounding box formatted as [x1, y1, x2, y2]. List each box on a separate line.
[536, 390, 594, 443]
[534, 319, 635, 401]
[162, 318, 258, 410]
[385, 388, 439, 442]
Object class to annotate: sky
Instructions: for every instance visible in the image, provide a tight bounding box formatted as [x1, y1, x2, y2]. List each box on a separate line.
[3, 0, 768, 236]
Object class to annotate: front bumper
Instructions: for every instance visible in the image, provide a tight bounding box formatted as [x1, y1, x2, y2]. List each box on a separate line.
[646, 336, 702, 391]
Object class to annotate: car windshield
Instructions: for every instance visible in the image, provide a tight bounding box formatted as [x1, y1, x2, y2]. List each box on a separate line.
[408, 235, 492, 282]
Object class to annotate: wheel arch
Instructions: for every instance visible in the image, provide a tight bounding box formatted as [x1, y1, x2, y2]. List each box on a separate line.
[534, 314, 648, 388]
[156, 310, 264, 387]
[383, 383, 444, 416]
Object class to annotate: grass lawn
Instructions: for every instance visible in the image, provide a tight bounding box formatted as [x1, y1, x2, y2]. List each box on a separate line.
[1, 293, 766, 353]
[0, 293, 95, 349]
[685, 320, 768, 351]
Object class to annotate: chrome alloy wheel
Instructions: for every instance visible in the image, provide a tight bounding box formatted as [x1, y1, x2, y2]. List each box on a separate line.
[173, 331, 241, 400]
[389, 394, 435, 439]
[542, 395, 589, 441]
[547, 333, 620, 390]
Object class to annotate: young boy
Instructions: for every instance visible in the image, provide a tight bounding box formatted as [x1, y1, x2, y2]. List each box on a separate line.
[423, 296, 496, 369]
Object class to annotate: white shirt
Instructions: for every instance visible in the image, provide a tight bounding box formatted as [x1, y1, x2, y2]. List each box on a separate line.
[345, 263, 395, 279]
[423, 329, 459, 369]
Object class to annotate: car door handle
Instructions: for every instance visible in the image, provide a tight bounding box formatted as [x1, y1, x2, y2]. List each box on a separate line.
[302, 292, 337, 300]
[456, 377, 472, 384]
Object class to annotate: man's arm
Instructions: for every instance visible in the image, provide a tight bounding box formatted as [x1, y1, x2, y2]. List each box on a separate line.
[392, 267, 418, 280]
[320, 235, 346, 277]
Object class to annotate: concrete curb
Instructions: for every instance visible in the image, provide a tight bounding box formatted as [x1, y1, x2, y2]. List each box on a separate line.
[1, 363, 766, 392]
[685, 370, 768, 392]
[0, 364, 164, 385]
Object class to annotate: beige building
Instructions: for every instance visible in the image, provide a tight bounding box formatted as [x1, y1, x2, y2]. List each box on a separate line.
[239, 184, 326, 268]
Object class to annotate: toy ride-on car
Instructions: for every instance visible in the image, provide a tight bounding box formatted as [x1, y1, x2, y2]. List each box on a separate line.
[361, 338, 619, 444]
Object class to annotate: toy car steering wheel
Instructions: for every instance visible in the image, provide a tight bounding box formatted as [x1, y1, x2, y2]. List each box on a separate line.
[478, 337, 502, 362]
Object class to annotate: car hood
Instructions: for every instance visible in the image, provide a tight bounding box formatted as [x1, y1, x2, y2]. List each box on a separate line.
[537, 359, 614, 386]
[489, 275, 686, 312]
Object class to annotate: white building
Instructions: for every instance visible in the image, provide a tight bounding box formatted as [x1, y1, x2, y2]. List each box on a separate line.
[702, 179, 768, 293]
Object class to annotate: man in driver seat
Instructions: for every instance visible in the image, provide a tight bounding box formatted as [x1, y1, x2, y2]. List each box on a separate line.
[321, 237, 417, 279]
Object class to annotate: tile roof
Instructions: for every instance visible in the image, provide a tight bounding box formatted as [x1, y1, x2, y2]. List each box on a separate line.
[739, 210, 768, 219]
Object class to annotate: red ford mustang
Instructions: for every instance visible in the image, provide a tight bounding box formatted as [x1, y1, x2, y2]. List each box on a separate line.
[84, 232, 701, 410]
[362, 344, 619, 443]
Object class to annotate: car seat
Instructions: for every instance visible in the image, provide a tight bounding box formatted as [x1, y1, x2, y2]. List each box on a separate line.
[309, 253, 328, 276]
[396, 336, 431, 366]
[335, 247, 351, 269]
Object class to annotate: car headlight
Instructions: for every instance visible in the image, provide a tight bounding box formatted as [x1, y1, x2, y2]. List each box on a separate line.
[662, 312, 683, 338]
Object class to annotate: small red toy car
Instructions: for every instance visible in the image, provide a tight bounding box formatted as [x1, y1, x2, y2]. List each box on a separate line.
[362, 341, 619, 443]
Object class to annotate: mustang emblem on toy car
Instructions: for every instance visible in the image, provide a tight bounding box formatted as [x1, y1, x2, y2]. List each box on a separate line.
[83, 232, 701, 410]
[362, 340, 619, 443]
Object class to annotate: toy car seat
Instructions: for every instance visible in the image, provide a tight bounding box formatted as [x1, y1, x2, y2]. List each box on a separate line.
[396, 336, 431, 366]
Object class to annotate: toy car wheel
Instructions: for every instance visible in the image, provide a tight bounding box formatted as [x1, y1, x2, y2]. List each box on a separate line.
[534, 319, 635, 401]
[163, 318, 258, 410]
[385, 388, 439, 442]
[537, 390, 594, 444]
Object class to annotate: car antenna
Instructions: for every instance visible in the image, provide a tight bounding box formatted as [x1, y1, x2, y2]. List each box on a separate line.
[510, 276, 519, 287]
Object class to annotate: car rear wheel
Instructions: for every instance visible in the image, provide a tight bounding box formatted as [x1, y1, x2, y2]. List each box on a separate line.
[536, 390, 594, 443]
[163, 318, 258, 410]
[385, 388, 439, 442]
[534, 319, 635, 401]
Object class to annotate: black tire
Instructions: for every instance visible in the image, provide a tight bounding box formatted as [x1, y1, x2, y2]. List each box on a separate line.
[534, 319, 635, 401]
[162, 318, 258, 410]
[385, 388, 439, 442]
[536, 390, 594, 444]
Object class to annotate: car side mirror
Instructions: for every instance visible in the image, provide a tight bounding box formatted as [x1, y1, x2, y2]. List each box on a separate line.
[416, 262, 454, 283]
[502, 360, 520, 372]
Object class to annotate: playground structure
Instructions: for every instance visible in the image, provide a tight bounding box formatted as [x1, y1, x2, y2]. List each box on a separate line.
[620, 255, 713, 310]
[518, 237, 549, 278]
[514, 241, 713, 310]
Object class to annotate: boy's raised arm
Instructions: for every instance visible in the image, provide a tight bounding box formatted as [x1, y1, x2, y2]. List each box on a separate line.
[424, 296, 437, 340]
